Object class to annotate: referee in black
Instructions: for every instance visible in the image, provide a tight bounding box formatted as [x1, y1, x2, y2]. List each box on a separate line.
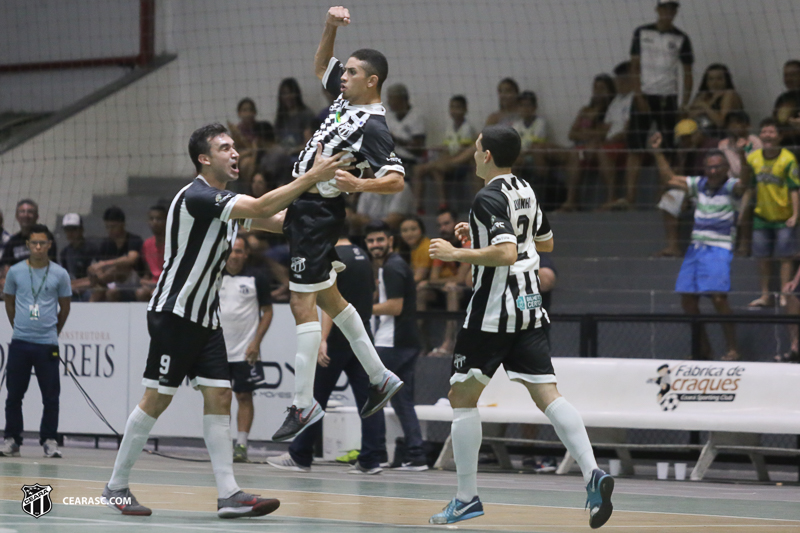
[268, 223, 387, 474]
[101, 122, 346, 519]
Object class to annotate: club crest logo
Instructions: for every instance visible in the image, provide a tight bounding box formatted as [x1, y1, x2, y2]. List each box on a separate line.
[21, 483, 53, 518]
[337, 121, 358, 139]
[214, 192, 232, 205]
[453, 353, 466, 369]
[516, 294, 542, 311]
[290, 256, 306, 273]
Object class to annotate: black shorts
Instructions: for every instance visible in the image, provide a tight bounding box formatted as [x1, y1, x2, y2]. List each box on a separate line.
[229, 361, 265, 393]
[142, 311, 230, 395]
[283, 192, 346, 292]
[628, 94, 679, 150]
[451, 326, 555, 385]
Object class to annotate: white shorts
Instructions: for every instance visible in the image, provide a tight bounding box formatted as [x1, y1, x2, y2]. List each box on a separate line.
[657, 189, 687, 217]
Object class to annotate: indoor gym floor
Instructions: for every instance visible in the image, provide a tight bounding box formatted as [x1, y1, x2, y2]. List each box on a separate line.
[1, 446, 799, 532]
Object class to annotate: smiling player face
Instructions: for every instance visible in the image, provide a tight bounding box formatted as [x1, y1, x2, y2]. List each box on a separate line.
[202, 133, 240, 182]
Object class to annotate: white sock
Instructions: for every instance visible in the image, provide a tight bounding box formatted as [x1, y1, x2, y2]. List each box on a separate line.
[293, 322, 322, 409]
[545, 397, 598, 483]
[333, 304, 386, 384]
[452, 408, 481, 502]
[237, 431, 248, 448]
[108, 406, 157, 490]
[204, 414, 240, 499]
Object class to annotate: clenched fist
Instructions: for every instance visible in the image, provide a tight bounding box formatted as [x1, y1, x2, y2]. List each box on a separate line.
[326, 6, 351, 27]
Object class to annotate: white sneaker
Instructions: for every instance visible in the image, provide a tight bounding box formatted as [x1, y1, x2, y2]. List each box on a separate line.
[0, 438, 20, 457]
[266, 452, 310, 472]
[347, 462, 382, 475]
[43, 439, 62, 458]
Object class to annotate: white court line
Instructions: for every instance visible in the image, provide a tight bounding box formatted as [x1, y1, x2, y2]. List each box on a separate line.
[2, 476, 799, 525]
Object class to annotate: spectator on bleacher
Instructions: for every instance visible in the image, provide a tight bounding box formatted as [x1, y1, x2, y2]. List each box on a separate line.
[511, 91, 576, 210]
[1, 199, 57, 269]
[779, 263, 800, 362]
[598, 62, 635, 210]
[88, 206, 143, 302]
[687, 64, 744, 140]
[365, 220, 427, 470]
[250, 172, 268, 198]
[411, 95, 477, 213]
[0, 211, 10, 245]
[398, 216, 432, 284]
[421, 209, 471, 357]
[746, 118, 800, 308]
[59, 213, 98, 302]
[275, 78, 316, 155]
[773, 60, 800, 149]
[651, 132, 745, 360]
[136, 205, 167, 302]
[558, 75, 617, 212]
[623, 0, 694, 210]
[654, 119, 718, 257]
[228, 97, 258, 148]
[485, 77, 520, 127]
[718, 111, 762, 256]
[245, 232, 290, 303]
[386, 83, 427, 169]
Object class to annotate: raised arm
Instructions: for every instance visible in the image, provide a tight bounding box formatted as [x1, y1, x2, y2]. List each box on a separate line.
[315, 6, 350, 80]
[650, 132, 687, 190]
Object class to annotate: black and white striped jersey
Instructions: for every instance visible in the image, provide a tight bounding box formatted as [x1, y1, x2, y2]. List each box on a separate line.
[148, 176, 250, 329]
[292, 57, 404, 193]
[463, 174, 553, 333]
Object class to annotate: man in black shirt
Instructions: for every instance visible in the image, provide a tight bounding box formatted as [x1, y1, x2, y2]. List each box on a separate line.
[268, 225, 387, 474]
[1, 199, 57, 268]
[365, 220, 426, 470]
[88, 206, 144, 302]
[59, 213, 99, 301]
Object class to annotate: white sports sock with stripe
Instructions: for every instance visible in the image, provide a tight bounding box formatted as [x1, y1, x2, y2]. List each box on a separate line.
[108, 406, 157, 490]
[545, 396, 598, 483]
[452, 407, 482, 502]
[332, 304, 386, 384]
[293, 322, 322, 409]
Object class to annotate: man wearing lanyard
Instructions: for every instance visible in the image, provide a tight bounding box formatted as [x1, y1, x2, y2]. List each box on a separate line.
[1, 224, 72, 458]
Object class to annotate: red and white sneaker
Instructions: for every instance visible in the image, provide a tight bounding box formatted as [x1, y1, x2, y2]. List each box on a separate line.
[217, 491, 280, 519]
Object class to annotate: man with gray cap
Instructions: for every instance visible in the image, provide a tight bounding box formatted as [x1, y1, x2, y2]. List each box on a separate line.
[59, 213, 99, 301]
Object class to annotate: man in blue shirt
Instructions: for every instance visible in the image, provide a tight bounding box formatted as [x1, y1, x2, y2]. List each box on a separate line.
[1, 223, 72, 458]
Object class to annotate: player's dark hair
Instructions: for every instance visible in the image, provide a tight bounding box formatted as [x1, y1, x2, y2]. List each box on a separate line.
[189, 122, 229, 173]
[724, 110, 750, 127]
[784, 59, 800, 70]
[237, 97, 257, 114]
[364, 219, 392, 238]
[698, 63, 735, 93]
[149, 205, 168, 216]
[103, 205, 126, 223]
[498, 77, 519, 94]
[28, 223, 50, 238]
[760, 117, 780, 131]
[613, 61, 632, 76]
[17, 198, 38, 210]
[481, 125, 522, 168]
[350, 49, 389, 91]
[450, 95, 467, 108]
[276, 78, 309, 130]
[518, 90, 538, 107]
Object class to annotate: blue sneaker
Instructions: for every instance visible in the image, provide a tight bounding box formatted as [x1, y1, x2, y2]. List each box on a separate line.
[586, 468, 614, 529]
[429, 496, 484, 524]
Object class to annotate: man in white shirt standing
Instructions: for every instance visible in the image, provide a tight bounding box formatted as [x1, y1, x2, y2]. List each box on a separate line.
[600, 61, 635, 209]
[219, 235, 273, 463]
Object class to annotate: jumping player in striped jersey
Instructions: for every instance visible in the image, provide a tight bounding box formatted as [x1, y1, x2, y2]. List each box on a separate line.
[428, 126, 614, 529]
[271, 5, 406, 442]
[102, 122, 346, 519]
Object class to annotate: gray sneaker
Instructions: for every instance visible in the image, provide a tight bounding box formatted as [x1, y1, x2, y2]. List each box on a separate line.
[272, 402, 325, 442]
[102, 485, 152, 516]
[266, 452, 310, 472]
[43, 439, 62, 458]
[217, 490, 280, 519]
[347, 462, 382, 475]
[361, 370, 404, 418]
[0, 438, 20, 457]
